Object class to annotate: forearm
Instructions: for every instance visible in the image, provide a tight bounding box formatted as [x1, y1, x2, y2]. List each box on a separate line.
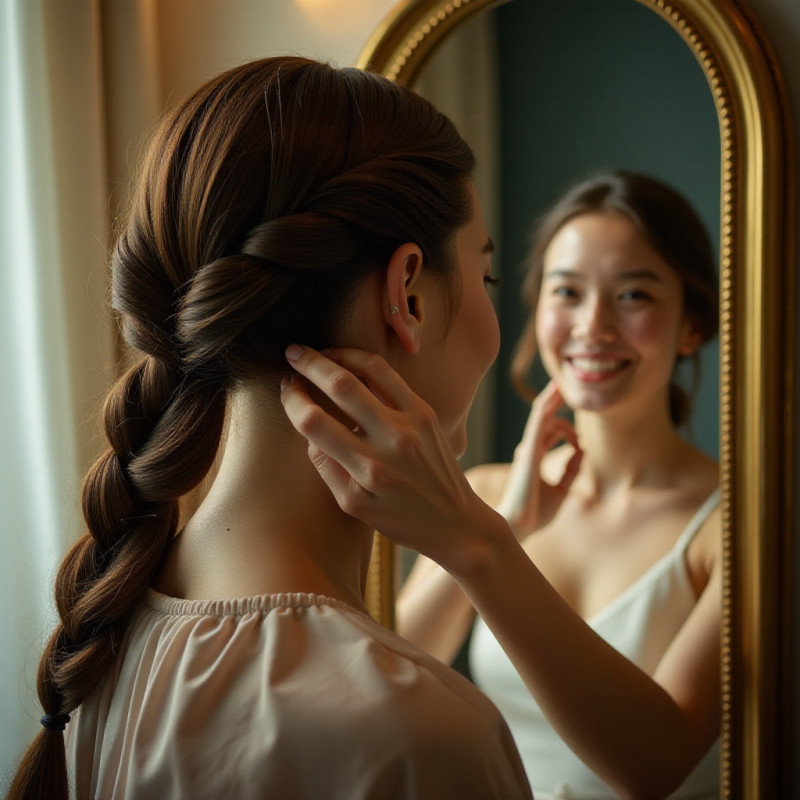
[396, 555, 476, 663]
[448, 513, 716, 799]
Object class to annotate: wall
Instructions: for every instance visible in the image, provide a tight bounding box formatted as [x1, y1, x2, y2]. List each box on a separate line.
[155, 0, 394, 106]
[101, 0, 396, 208]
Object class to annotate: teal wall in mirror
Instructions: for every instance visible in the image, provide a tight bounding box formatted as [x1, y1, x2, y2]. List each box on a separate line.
[491, 0, 721, 463]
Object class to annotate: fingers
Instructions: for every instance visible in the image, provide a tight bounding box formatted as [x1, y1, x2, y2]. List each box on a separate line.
[535, 380, 565, 413]
[556, 447, 584, 495]
[280, 346, 445, 524]
[315, 346, 427, 412]
[284, 345, 429, 435]
[285, 345, 387, 434]
[306, 442, 374, 513]
[519, 380, 564, 443]
[541, 417, 579, 453]
[516, 381, 575, 455]
[280, 373, 369, 478]
[531, 380, 565, 425]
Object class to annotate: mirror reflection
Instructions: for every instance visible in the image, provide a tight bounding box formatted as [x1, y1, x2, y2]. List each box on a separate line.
[394, 2, 723, 797]
[415, 0, 720, 469]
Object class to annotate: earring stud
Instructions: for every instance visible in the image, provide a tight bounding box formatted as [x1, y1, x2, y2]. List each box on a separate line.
[389, 305, 401, 315]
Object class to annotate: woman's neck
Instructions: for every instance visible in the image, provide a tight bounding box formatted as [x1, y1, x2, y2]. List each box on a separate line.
[572, 401, 699, 500]
[156, 385, 374, 614]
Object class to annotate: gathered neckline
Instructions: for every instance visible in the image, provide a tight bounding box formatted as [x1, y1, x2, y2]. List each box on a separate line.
[142, 587, 374, 621]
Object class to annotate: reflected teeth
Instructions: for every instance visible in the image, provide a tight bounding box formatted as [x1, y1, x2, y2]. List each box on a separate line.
[570, 357, 624, 372]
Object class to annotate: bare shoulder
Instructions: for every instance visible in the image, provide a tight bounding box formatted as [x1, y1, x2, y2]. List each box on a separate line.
[681, 446, 722, 577]
[464, 443, 575, 507]
[465, 462, 511, 506]
[690, 500, 722, 577]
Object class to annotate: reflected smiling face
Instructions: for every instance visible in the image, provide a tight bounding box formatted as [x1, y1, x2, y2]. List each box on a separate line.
[535, 212, 699, 419]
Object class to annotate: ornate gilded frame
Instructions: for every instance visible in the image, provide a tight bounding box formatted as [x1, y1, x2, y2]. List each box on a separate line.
[358, 1, 795, 797]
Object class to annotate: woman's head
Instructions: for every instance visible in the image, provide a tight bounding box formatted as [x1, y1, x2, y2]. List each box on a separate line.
[116, 56, 475, 384]
[8, 56, 475, 800]
[511, 171, 718, 425]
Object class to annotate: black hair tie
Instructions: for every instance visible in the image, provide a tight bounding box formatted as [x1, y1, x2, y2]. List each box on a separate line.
[40, 713, 70, 731]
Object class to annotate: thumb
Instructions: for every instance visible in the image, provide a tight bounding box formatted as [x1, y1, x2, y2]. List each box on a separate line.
[307, 443, 364, 516]
[556, 446, 584, 496]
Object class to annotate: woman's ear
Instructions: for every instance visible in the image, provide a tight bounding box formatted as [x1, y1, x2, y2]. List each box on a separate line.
[384, 242, 424, 354]
[677, 317, 704, 357]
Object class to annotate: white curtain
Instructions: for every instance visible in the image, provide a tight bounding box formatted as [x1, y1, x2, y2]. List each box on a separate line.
[0, 0, 116, 780]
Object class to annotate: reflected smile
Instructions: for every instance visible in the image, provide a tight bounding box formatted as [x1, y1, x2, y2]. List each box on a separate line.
[566, 356, 631, 380]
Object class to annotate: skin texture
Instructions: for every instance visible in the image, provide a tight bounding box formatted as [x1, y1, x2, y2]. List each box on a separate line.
[280, 210, 721, 799]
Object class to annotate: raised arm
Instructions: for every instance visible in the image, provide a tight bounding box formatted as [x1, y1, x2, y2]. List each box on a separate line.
[397, 465, 508, 663]
[399, 383, 582, 662]
[280, 346, 720, 799]
[395, 553, 474, 663]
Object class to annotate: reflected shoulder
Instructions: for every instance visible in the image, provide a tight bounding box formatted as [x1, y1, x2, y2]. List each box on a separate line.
[691, 502, 722, 576]
[465, 462, 511, 506]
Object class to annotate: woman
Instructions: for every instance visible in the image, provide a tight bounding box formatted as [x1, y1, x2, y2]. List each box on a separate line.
[282, 173, 720, 799]
[7, 57, 532, 800]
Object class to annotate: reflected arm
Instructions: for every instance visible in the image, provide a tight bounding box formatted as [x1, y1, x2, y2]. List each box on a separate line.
[396, 554, 476, 663]
[396, 465, 508, 662]
[451, 507, 721, 800]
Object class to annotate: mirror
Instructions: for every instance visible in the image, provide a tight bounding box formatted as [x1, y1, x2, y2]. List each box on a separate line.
[358, 0, 795, 797]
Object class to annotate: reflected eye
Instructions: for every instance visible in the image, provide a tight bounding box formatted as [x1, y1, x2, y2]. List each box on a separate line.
[483, 274, 502, 288]
[552, 285, 578, 299]
[619, 288, 653, 302]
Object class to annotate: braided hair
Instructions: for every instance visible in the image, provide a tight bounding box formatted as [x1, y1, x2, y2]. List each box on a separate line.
[7, 56, 475, 800]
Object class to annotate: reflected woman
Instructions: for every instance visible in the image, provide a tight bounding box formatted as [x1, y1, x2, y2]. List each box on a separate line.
[468, 173, 721, 799]
[285, 173, 721, 800]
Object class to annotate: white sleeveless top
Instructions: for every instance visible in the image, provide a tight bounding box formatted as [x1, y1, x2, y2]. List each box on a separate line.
[470, 489, 721, 800]
[66, 591, 531, 800]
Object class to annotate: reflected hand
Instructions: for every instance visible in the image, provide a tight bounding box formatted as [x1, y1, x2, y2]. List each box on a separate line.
[280, 345, 506, 569]
[496, 381, 582, 538]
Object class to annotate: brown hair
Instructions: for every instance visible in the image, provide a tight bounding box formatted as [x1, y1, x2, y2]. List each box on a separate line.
[510, 170, 718, 425]
[7, 56, 474, 800]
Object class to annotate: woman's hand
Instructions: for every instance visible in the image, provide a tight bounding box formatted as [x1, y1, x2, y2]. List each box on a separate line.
[279, 345, 509, 571]
[496, 381, 583, 538]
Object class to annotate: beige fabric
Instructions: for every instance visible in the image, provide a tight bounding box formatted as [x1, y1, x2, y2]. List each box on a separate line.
[66, 590, 531, 799]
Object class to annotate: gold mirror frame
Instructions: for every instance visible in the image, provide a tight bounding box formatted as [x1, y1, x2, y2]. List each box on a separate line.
[358, 1, 795, 797]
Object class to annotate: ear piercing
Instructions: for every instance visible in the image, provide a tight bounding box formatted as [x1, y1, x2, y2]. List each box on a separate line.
[390, 305, 401, 315]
